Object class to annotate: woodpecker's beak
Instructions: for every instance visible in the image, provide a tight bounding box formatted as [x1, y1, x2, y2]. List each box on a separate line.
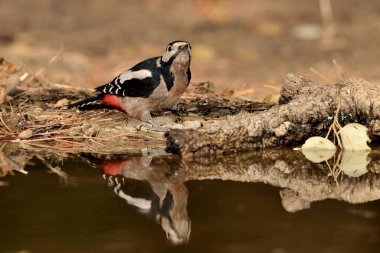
[179, 44, 191, 60]
[179, 44, 190, 52]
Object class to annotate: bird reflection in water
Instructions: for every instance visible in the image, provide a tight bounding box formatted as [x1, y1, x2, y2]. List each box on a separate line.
[98, 155, 191, 245]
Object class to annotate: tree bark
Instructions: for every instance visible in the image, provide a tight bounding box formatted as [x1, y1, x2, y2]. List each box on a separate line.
[166, 73, 380, 156]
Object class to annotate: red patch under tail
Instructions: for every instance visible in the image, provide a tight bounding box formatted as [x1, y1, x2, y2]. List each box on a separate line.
[101, 94, 124, 111]
[100, 160, 128, 176]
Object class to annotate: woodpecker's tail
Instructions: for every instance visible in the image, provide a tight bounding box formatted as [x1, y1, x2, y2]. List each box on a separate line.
[68, 94, 104, 110]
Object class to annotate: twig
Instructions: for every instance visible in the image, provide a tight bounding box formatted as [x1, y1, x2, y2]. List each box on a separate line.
[35, 46, 67, 77]
[325, 150, 342, 191]
[0, 135, 16, 141]
[8, 101, 14, 113]
[333, 59, 344, 81]
[0, 113, 14, 134]
[12, 135, 108, 143]
[319, 0, 336, 48]
[37, 154, 71, 186]
[35, 129, 74, 136]
[309, 67, 328, 82]
[0, 142, 6, 151]
[320, 0, 333, 27]
[325, 103, 343, 149]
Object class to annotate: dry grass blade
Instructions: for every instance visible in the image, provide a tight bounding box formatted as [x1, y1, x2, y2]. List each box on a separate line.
[325, 150, 342, 191]
[333, 59, 344, 81]
[325, 103, 343, 149]
[0, 113, 14, 134]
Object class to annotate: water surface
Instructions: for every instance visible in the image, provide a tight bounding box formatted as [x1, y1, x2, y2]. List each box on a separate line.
[0, 150, 380, 253]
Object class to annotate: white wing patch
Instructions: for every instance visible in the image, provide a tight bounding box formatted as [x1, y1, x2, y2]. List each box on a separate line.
[156, 58, 161, 67]
[117, 190, 152, 211]
[119, 69, 152, 83]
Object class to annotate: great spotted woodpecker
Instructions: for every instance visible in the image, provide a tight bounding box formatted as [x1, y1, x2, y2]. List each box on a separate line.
[69, 40, 192, 131]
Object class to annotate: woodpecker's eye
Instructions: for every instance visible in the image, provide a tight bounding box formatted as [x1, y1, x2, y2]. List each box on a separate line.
[167, 45, 173, 52]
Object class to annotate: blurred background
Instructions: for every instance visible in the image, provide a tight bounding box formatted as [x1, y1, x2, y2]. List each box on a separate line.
[0, 0, 379, 100]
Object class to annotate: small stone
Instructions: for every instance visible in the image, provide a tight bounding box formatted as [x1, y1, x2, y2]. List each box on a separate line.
[33, 107, 43, 114]
[52, 98, 69, 108]
[292, 23, 321, 40]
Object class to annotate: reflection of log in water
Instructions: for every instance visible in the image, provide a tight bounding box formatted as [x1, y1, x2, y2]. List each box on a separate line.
[1, 146, 380, 215]
[1, 147, 380, 247]
[176, 150, 380, 212]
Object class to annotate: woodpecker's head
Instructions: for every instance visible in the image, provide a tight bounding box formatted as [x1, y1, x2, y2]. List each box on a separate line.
[162, 41, 191, 66]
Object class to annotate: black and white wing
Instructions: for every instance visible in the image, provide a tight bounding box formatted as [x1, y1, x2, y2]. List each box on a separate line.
[95, 57, 161, 98]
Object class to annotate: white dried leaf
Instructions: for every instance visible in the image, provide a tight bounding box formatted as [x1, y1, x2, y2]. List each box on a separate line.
[301, 136, 336, 163]
[302, 149, 336, 163]
[302, 136, 337, 150]
[339, 150, 371, 177]
[339, 123, 371, 151]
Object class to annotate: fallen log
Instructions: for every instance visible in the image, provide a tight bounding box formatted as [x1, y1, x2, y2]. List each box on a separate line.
[166, 74, 380, 156]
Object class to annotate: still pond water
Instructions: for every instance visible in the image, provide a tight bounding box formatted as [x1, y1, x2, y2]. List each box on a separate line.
[0, 150, 380, 253]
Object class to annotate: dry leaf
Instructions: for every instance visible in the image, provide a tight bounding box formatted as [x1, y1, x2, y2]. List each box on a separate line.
[339, 150, 371, 177]
[302, 149, 336, 163]
[301, 136, 336, 163]
[339, 123, 371, 151]
[302, 136, 336, 150]
[221, 89, 234, 99]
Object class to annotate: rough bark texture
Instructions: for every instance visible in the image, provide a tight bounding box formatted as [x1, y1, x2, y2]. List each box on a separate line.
[166, 74, 380, 156]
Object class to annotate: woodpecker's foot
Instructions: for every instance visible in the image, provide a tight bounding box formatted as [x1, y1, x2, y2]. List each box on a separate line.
[137, 122, 169, 132]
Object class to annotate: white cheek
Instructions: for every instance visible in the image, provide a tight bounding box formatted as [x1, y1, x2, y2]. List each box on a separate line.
[162, 53, 169, 62]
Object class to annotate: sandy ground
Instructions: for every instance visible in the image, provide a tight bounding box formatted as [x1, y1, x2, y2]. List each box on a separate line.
[0, 0, 380, 100]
